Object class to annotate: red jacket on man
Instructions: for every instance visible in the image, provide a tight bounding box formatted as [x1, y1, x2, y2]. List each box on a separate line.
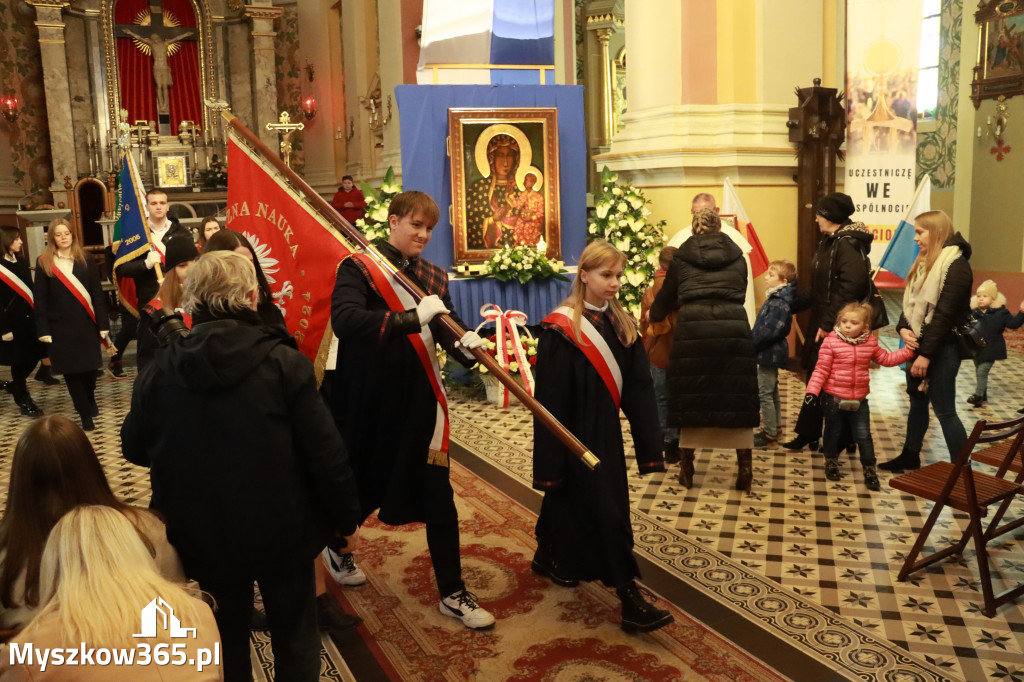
[806, 332, 913, 400]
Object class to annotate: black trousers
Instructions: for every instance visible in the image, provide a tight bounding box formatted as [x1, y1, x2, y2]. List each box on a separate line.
[64, 371, 97, 417]
[194, 559, 320, 682]
[9, 360, 37, 397]
[112, 307, 138, 361]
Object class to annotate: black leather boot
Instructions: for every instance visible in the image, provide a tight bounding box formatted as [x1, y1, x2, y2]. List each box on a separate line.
[736, 449, 753, 492]
[664, 441, 680, 465]
[10, 383, 42, 417]
[782, 435, 819, 452]
[678, 448, 696, 488]
[34, 364, 59, 385]
[617, 582, 673, 634]
[531, 547, 579, 587]
[878, 447, 920, 472]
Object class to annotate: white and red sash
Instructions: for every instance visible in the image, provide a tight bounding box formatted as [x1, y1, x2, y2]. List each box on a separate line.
[543, 305, 624, 410]
[52, 264, 98, 326]
[0, 263, 33, 307]
[351, 253, 450, 464]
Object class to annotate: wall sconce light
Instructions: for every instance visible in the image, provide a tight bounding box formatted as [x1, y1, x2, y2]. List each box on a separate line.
[1, 92, 20, 123]
[977, 96, 1009, 142]
[300, 60, 319, 121]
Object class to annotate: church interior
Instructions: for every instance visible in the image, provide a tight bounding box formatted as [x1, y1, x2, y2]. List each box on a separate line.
[2, 0, 1024, 680]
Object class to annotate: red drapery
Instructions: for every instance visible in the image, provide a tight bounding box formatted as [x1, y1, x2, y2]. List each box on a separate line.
[115, 0, 202, 133]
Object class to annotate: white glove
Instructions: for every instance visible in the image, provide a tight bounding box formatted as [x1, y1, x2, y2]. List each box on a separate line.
[39, 335, 52, 343]
[145, 250, 162, 269]
[416, 295, 449, 326]
[1, 332, 12, 342]
[456, 330, 485, 351]
[100, 330, 109, 340]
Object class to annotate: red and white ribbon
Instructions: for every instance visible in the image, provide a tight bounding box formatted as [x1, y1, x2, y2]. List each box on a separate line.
[475, 303, 535, 407]
[351, 254, 449, 459]
[52, 266, 109, 348]
[0, 264, 33, 307]
[543, 306, 623, 409]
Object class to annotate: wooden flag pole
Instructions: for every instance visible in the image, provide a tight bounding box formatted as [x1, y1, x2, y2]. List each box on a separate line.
[222, 112, 600, 470]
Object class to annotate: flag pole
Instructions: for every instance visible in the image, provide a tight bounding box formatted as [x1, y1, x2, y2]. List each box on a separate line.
[875, 176, 928, 282]
[221, 111, 600, 470]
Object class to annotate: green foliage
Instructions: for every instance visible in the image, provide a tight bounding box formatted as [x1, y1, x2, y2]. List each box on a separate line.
[586, 167, 666, 317]
[354, 167, 400, 242]
[483, 243, 569, 285]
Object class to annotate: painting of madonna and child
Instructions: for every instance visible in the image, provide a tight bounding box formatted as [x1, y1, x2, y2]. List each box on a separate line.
[448, 108, 561, 265]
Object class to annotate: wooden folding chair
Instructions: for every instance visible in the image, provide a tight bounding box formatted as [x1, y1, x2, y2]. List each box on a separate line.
[889, 414, 1024, 617]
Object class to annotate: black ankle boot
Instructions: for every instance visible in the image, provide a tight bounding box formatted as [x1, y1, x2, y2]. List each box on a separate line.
[783, 435, 819, 452]
[531, 548, 579, 587]
[735, 449, 753, 492]
[664, 441, 680, 465]
[678, 448, 696, 488]
[617, 582, 673, 634]
[878, 447, 920, 472]
[34, 365, 59, 385]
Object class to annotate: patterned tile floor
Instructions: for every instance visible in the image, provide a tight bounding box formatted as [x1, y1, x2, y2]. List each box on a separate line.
[447, 329, 1024, 682]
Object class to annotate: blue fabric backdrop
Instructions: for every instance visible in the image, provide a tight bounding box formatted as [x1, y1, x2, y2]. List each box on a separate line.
[394, 84, 587, 270]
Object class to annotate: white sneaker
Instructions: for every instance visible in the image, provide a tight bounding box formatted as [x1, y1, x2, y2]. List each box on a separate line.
[321, 548, 366, 586]
[439, 589, 495, 629]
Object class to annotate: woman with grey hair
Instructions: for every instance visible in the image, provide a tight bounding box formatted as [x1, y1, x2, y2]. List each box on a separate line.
[650, 208, 759, 492]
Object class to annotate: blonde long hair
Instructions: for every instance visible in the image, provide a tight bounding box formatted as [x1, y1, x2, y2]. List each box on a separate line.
[905, 210, 954, 286]
[26, 505, 206, 649]
[38, 218, 85, 277]
[559, 240, 638, 345]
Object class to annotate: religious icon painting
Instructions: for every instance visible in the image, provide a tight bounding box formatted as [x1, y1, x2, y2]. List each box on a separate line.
[154, 154, 189, 188]
[448, 108, 560, 265]
[971, 0, 1024, 106]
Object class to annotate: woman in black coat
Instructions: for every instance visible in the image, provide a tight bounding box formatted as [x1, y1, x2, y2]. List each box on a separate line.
[784, 193, 872, 451]
[880, 211, 971, 471]
[651, 208, 759, 492]
[33, 219, 109, 431]
[0, 226, 45, 416]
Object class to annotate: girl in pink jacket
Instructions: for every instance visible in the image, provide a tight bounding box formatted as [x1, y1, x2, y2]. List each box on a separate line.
[805, 303, 914, 490]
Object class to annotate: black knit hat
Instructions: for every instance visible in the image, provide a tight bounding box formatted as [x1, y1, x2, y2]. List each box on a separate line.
[164, 236, 198, 270]
[815, 192, 855, 224]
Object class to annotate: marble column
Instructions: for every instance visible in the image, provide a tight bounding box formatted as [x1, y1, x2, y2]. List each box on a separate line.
[27, 1, 76, 209]
[245, 2, 284, 150]
[341, 0, 380, 181]
[296, 0, 342, 191]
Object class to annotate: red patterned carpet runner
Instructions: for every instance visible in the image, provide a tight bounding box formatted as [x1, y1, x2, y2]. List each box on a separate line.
[324, 462, 787, 681]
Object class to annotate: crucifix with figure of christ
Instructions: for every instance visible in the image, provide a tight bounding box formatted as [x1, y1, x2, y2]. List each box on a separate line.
[115, 2, 197, 134]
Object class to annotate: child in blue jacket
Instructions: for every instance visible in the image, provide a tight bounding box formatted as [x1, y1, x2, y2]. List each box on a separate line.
[752, 260, 797, 447]
[966, 280, 1024, 407]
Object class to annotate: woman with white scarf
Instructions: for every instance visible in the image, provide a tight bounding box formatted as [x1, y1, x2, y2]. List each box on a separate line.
[879, 211, 972, 471]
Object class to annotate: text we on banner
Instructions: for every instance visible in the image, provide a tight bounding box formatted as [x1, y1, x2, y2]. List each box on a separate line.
[226, 129, 355, 362]
[845, 0, 923, 272]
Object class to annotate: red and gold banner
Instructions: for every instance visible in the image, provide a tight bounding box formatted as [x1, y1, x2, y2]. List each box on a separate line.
[226, 130, 355, 362]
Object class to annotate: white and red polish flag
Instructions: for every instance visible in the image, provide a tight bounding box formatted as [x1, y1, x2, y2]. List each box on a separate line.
[226, 124, 357, 366]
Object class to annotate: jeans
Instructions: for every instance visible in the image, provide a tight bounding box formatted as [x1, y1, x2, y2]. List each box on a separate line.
[650, 365, 678, 444]
[974, 359, 994, 396]
[821, 393, 875, 466]
[905, 340, 968, 461]
[757, 366, 781, 436]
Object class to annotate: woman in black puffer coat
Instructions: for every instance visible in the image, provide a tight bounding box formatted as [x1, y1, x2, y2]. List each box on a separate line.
[785, 193, 873, 451]
[651, 208, 759, 492]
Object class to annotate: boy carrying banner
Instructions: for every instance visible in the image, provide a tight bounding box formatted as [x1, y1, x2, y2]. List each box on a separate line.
[327, 191, 495, 629]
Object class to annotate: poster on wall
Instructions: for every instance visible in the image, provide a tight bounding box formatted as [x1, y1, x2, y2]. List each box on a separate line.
[448, 107, 561, 264]
[845, 0, 923, 280]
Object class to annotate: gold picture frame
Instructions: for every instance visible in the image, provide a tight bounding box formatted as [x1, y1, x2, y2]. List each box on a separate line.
[154, 154, 190, 188]
[448, 107, 560, 265]
[971, 0, 1024, 107]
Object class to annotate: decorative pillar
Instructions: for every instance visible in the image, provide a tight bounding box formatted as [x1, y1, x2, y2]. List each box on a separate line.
[245, 2, 283, 150]
[341, 0, 380, 181]
[583, 0, 623, 186]
[27, 1, 76, 208]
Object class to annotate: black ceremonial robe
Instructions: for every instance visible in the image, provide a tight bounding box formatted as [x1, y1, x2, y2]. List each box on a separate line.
[329, 246, 474, 526]
[532, 311, 665, 587]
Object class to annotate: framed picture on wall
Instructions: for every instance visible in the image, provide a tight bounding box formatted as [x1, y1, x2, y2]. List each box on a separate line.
[448, 107, 561, 265]
[971, 0, 1024, 106]
[153, 154, 191, 189]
